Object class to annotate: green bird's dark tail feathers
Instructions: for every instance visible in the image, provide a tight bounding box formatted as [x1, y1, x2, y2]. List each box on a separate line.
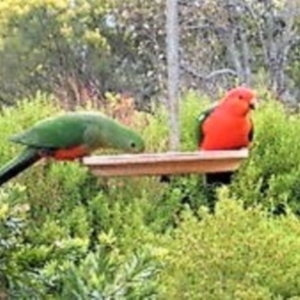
[0, 148, 41, 186]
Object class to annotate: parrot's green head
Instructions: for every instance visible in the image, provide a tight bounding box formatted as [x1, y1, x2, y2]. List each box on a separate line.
[114, 127, 145, 153]
[96, 115, 145, 153]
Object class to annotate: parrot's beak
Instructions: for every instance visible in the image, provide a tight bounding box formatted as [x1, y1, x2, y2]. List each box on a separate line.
[249, 97, 258, 110]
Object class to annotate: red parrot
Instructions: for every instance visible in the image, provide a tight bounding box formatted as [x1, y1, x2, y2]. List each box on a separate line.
[197, 86, 257, 185]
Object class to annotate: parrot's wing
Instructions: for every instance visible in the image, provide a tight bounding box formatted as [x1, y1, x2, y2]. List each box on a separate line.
[196, 103, 218, 146]
[9, 114, 90, 149]
[249, 118, 254, 142]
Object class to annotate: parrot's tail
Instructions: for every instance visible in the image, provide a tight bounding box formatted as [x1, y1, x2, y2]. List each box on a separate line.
[203, 171, 234, 213]
[205, 171, 234, 186]
[0, 148, 41, 186]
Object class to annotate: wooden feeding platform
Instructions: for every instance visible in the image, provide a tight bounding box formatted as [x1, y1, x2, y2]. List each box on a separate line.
[82, 149, 249, 177]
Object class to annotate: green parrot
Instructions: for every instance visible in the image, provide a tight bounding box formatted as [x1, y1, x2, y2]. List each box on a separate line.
[0, 111, 145, 186]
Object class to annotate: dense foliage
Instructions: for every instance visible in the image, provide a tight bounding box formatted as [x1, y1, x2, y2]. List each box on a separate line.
[1, 91, 300, 298]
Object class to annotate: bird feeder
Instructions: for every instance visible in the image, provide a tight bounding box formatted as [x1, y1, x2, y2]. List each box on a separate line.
[82, 149, 248, 177]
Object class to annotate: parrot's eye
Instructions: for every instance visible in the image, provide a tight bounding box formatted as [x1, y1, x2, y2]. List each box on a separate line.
[238, 95, 243, 100]
[130, 142, 136, 148]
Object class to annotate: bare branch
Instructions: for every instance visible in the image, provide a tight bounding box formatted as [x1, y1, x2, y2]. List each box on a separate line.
[180, 62, 238, 80]
[181, 24, 211, 31]
[244, 2, 269, 63]
[220, 32, 244, 80]
[239, 27, 252, 85]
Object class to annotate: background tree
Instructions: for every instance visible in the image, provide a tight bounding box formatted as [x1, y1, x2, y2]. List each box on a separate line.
[166, 0, 180, 150]
[0, 0, 300, 108]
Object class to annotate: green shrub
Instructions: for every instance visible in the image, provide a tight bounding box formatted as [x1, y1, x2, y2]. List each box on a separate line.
[3, 89, 300, 298]
[0, 195, 26, 293]
[160, 189, 300, 299]
[56, 246, 161, 299]
[0, 93, 165, 297]
[231, 91, 300, 215]
[0, 191, 162, 299]
[141, 89, 210, 152]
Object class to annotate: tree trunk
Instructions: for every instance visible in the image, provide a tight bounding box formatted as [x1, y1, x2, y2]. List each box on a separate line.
[166, 0, 180, 150]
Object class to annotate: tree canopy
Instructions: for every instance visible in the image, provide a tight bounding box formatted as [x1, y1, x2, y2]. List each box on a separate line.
[0, 0, 299, 107]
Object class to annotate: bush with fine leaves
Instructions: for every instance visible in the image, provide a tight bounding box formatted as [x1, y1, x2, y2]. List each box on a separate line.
[231, 91, 300, 215]
[2, 89, 300, 298]
[160, 190, 300, 299]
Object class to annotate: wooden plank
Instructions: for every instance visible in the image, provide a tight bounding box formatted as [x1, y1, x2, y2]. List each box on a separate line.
[82, 149, 249, 177]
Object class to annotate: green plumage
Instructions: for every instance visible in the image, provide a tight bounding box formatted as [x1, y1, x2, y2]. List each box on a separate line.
[10, 112, 145, 152]
[0, 111, 145, 186]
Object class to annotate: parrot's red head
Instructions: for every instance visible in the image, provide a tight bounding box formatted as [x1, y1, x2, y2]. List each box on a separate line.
[220, 86, 258, 116]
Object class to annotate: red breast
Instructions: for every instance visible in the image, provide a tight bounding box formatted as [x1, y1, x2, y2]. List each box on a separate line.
[200, 110, 253, 150]
[53, 145, 89, 161]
